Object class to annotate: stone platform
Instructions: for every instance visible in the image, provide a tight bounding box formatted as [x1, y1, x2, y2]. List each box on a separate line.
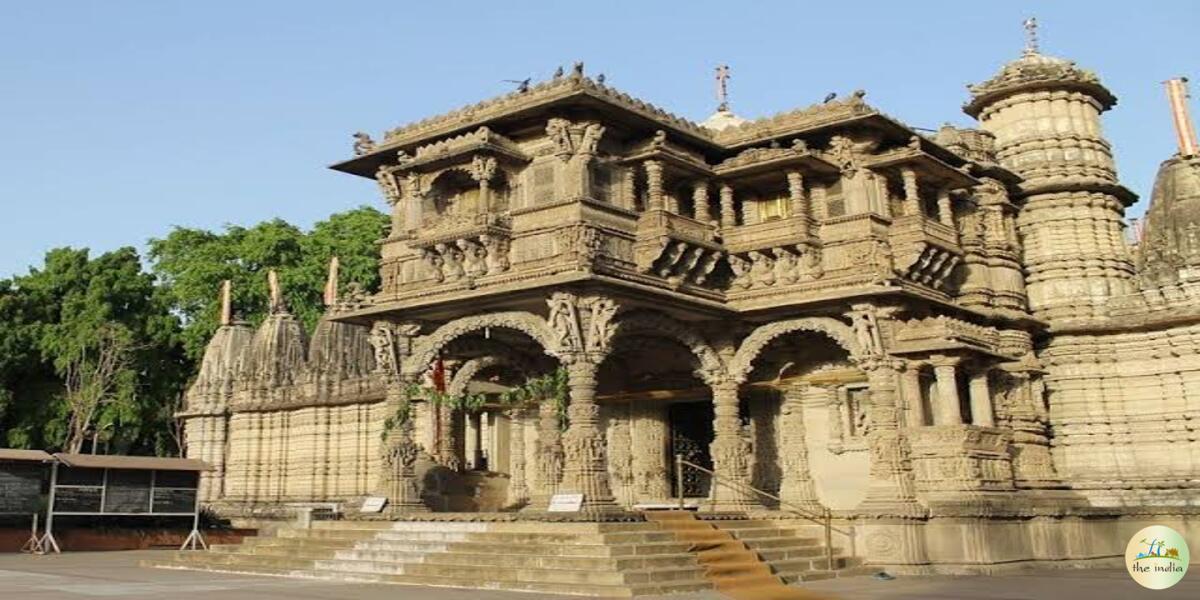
[146, 513, 867, 596]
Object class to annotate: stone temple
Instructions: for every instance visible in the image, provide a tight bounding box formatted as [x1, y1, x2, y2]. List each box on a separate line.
[170, 24, 1200, 589]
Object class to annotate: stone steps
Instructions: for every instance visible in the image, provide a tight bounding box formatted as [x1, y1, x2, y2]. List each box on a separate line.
[153, 552, 710, 597]
[148, 513, 869, 596]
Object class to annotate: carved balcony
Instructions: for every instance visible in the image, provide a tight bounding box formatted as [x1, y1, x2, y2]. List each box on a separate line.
[723, 216, 823, 291]
[888, 215, 963, 292]
[633, 209, 723, 288]
[409, 213, 514, 286]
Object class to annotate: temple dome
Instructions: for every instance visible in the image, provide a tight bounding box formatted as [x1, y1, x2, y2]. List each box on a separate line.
[701, 107, 748, 131]
[183, 321, 252, 413]
[1138, 155, 1200, 286]
[308, 314, 376, 380]
[238, 312, 308, 387]
[964, 50, 1116, 117]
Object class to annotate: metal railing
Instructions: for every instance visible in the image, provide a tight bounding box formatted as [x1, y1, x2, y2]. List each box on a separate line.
[674, 454, 836, 571]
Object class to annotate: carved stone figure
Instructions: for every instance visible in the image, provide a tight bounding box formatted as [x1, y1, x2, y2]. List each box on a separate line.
[352, 131, 376, 156]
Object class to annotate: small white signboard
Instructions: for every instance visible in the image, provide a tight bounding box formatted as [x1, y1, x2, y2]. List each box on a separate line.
[547, 493, 584, 512]
[360, 496, 388, 513]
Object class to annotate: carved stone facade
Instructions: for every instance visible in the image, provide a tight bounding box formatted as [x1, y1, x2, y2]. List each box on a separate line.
[180, 35, 1199, 571]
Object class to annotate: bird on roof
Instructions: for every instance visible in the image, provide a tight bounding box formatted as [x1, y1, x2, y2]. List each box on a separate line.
[503, 78, 531, 93]
[823, 92, 837, 103]
[553, 66, 564, 79]
[597, 73, 606, 84]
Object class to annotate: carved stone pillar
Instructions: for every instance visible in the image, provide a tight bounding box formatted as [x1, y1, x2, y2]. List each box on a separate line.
[708, 379, 758, 510]
[630, 402, 671, 501]
[996, 368, 1062, 488]
[450, 407, 465, 472]
[436, 403, 460, 471]
[936, 187, 953, 227]
[856, 358, 925, 518]
[777, 384, 823, 512]
[465, 412, 481, 469]
[505, 406, 529, 507]
[719, 184, 736, 227]
[559, 360, 618, 512]
[968, 370, 995, 427]
[811, 184, 828, 221]
[644, 160, 664, 211]
[622, 166, 638, 211]
[606, 409, 634, 507]
[381, 384, 427, 514]
[693, 180, 711, 223]
[900, 363, 927, 427]
[787, 171, 809, 237]
[901, 167, 920, 217]
[529, 399, 563, 508]
[930, 355, 963, 425]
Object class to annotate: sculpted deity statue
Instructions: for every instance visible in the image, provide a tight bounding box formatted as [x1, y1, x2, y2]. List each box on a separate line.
[352, 132, 376, 156]
[546, 292, 583, 352]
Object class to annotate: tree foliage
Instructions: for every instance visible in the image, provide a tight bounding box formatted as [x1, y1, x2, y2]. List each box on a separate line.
[149, 206, 387, 361]
[0, 247, 187, 454]
[0, 206, 389, 455]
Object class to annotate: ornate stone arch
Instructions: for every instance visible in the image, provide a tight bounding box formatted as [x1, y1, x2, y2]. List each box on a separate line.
[729, 317, 862, 383]
[609, 310, 726, 384]
[447, 354, 535, 396]
[404, 311, 561, 379]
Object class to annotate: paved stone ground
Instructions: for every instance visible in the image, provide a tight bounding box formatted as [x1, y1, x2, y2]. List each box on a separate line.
[0, 550, 1196, 599]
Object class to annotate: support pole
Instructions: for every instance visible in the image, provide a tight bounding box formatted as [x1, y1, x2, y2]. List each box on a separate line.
[39, 461, 61, 554]
[675, 454, 684, 509]
[179, 487, 208, 551]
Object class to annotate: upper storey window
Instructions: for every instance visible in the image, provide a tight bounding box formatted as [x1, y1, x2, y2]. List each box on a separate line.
[758, 195, 790, 222]
[429, 170, 481, 218]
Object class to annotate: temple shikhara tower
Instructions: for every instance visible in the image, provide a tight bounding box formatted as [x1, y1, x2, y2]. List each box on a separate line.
[171, 21, 1200, 588]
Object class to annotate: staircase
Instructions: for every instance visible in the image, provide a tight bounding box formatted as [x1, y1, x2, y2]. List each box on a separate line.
[148, 519, 711, 597]
[646, 512, 867, 599]
[147, 512, 868, 597]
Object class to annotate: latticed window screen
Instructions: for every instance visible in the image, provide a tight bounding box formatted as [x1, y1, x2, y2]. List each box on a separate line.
[533, 164, 556, 205]
[758, 196, 791, 222]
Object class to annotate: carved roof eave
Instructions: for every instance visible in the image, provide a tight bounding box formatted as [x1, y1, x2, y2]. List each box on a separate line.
[1016, 179, 1138, 207]
[392, 142, 530, 175]
[714, 151, 840, 180]
[863, 148, 980, 189]
[970, 161, 1022, 186]
[963, 78, 1116, 118]
[621, 145, 713, 176]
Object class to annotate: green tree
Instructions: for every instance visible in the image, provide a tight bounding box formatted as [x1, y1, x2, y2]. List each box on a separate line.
[148, 206, 387, 361]
[0, 247, 187, 454]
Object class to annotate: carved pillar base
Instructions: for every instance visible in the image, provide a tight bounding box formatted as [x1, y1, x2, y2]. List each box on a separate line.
[559, 360, 620, 514]
[855, 360, 925, 519]
[383, 419, 429, 515]
[777, 385, 825, 513]
[859, 518, 930, 569]
[526, 400, 564, 511]
[708, 380, 760, 511]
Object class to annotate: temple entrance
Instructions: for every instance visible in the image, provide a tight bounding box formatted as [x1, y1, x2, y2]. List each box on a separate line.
[668, 401, 713, 498]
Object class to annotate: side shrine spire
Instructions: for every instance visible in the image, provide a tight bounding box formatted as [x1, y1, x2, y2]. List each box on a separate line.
[219, 280, 232, 326]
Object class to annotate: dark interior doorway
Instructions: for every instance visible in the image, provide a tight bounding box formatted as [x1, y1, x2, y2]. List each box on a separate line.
[669, 401, 714, 498]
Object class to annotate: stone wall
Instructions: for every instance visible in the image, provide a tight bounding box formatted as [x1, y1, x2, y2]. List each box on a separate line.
[220, 402, 385, 505]
[1041, 321, 1200, 506]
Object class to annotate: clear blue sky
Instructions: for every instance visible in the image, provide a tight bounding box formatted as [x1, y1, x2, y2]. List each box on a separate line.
[1, 1, 1196, 278]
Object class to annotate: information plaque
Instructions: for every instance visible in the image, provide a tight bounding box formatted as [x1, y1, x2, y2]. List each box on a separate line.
[547, 493, 584, 512]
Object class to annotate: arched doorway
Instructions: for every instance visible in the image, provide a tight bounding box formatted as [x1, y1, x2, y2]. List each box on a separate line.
[594, 311, 724, 507]
[735, 324, 868, 511]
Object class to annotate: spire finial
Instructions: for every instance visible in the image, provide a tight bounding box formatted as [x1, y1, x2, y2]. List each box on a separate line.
[1165, 77, 1199, 157]
[715, 64, 731, 112]
[219, 280, 232, 326]
[267, 269, 284, 314]
[1023, 17, 1039, 55]
[323, 256, 340, 307]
